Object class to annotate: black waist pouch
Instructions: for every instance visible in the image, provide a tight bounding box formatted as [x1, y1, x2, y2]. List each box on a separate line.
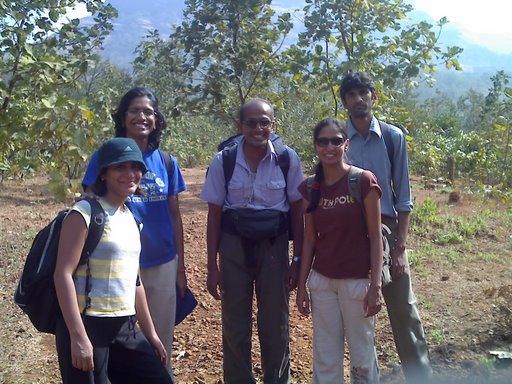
[222, 209, 287, 268]
[222, 208, 287, 240]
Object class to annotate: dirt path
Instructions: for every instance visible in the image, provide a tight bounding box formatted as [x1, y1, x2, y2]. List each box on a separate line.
[1, 168, 511, 383]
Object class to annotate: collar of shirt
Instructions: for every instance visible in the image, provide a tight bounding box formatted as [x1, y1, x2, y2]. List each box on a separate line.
[347, 116, 381, 141]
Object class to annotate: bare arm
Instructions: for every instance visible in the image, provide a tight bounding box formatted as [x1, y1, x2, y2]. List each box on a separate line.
[168, 195, 187, 297]
[287, 198, 304, 290]
[296, 199, 315, 316]
[54, 212, 94, 372]
[391, 210, 411, 279]
[363, 188, 383, 317]
[135, 283, 167, 363]
[206, 203, 223, 300]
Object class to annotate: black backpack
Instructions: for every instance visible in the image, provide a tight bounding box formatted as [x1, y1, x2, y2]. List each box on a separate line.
[14, 199, 105, 334]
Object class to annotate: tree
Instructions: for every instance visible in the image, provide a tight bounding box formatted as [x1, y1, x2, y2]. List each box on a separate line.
[286, 0, 463, 116]
[134, 0, 292, 122]
[480, 71, 512, 187]
[0, 1, 117, 193]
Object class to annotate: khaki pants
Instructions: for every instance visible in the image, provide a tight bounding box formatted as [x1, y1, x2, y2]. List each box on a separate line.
[140, 258, 178, 377]
[382, 217, 432, 383]
[308, 270, 379, 384]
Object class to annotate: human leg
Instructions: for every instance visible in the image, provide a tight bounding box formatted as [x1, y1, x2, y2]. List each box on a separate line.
[340, 279, 379, 384]
[219, 232, 257, 384]
[255, 233, 290, 384]
[381, 217, 432, 383]
[382, 252, 432, 383]
[55, 315, 96, 384]
[55, 315, 130, 384]
[140, 258, 177, 375]
[308, 270, 345, 384]
[107, 316, 172, 384]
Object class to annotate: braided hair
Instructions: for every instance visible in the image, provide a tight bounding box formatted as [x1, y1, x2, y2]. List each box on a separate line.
[306, 117, 349, 213]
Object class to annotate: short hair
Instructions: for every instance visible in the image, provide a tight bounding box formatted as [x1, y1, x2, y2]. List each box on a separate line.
[239, 98, 274, 121]
[112, 87, 167, 150]
[339, 72, 376, 100]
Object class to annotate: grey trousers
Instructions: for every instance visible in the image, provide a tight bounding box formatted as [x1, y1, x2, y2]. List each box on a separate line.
[219, 232, 291, 384]
[382, 217, 432, 383]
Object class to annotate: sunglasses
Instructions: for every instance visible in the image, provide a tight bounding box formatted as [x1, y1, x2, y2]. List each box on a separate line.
[315, 137, 346, 147]
[243, 119, 273, 129]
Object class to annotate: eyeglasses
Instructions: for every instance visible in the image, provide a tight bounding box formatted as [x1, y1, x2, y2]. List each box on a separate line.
[127, 108, 155, 117]
[243, 119, 273, 129]
[315, 137, 346, 147]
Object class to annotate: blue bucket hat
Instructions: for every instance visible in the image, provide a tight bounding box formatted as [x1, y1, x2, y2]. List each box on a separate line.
[96, 138, 147, 177]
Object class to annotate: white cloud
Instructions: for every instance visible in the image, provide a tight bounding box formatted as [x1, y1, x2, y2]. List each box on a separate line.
[413, 0, 512, 54]
[64, 4, 90, 20]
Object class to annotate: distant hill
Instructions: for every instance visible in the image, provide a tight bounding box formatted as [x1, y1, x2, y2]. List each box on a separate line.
[96, 0, 184, 68]
[94, 0, 512, 99]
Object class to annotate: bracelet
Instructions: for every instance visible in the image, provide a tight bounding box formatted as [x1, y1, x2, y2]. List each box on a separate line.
[292, 256, 301, 263]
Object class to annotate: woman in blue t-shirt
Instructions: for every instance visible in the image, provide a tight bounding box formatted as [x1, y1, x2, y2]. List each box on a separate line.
[55, 137, 172, 383]
[82, 88, 188, 377]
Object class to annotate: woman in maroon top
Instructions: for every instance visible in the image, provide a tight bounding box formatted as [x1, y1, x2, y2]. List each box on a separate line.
[296, 117, 383, 384]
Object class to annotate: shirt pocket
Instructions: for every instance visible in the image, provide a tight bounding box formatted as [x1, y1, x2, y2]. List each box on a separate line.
[227, 180, 248, 204]
[257, 179, 286, 204]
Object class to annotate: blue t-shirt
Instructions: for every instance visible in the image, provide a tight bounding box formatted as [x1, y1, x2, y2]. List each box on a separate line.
[82, 148, 187, 268]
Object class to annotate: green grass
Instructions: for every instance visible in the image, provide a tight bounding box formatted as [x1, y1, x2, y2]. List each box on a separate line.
[430, 327, 445, 343]
[410, 198, 512, 268]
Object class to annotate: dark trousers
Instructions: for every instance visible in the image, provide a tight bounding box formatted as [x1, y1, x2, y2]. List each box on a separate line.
[382, 216, 432, 383]
[55, 315, 172, 384]
[219, 232, 290, 384]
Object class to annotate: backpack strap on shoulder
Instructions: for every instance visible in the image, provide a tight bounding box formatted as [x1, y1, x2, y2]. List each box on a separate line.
[80, 198, 105, 263]
[158, 149, 174, 182]
[306, 175, 315, 200]
[378, 120, 394, 170]
[273, 141, 290, 184]
[269, 134, 290, 204]
[222, 145, 238, 195]
[347, 166, 364, 203]
[81, 198, 105, 313]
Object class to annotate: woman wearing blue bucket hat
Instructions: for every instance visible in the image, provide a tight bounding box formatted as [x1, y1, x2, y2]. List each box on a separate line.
[54, 137, 172, 383]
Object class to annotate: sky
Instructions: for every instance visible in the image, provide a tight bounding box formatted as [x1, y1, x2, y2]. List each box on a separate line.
[412, 0, 512, 54]
[67, 1, 512, 55]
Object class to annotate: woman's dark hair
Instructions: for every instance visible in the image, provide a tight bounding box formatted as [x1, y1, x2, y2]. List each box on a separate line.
[306, 118, 348, 213]
[112, 87, 167, 150]
[339, 71, 376, 101]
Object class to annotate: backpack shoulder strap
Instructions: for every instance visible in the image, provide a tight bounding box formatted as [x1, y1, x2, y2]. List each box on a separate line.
[306, 175, 315, 200]
[272, 138, 290, 184]
[218, 133, 242, 152]
[80, 198, 105, 263]
[221, 144, 238, 194]
[159, 149, 174, 181]
[379, 120, 394, 166]
[347, 166, 364, 203]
